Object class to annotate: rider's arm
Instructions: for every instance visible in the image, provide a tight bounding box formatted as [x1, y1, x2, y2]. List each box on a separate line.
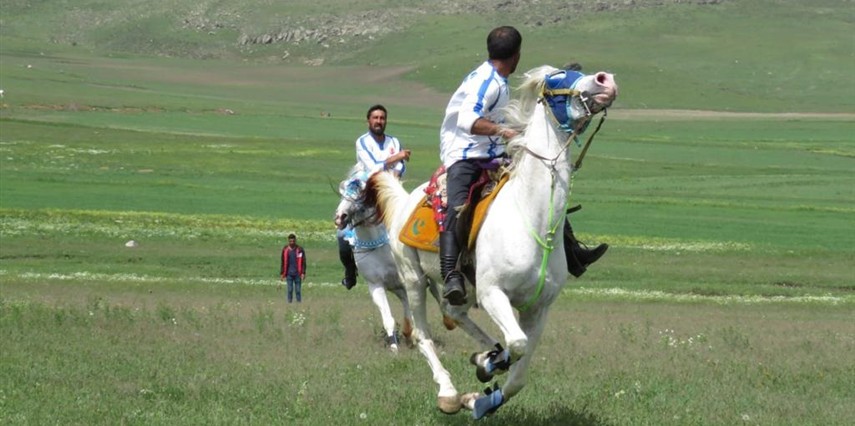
[471, 118, 517, 139]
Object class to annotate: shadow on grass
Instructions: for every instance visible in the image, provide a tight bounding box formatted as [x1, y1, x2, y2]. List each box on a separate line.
[435, 404, 608, 426]
[501, 406, 607, 426]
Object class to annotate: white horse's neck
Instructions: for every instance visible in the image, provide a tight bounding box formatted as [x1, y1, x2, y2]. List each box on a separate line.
[350, 215, 390, 252]
[352, 220, 385, 241]
[507, 103, 572, 233]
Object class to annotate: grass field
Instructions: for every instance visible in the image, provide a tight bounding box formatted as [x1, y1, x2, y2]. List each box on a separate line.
[3, 283, 853, 425]
[1, 0, 854, 424]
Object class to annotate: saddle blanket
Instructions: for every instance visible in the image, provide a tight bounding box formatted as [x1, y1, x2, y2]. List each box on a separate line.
[399, 173, 509, 252]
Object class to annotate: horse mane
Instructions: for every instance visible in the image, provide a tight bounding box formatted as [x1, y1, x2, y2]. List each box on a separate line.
[502, 65, 558, 167]
[361, 171, 409, 230]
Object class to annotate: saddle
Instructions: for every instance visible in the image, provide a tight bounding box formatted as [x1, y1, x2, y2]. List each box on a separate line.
[399, 165, 509, 253]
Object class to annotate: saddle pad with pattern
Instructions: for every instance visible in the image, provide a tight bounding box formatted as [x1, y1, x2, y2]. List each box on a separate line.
[399, 174, 509, 252]
[398, 197, 439, 251]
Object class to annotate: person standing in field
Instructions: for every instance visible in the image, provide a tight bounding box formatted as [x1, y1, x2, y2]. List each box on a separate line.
[438, 26, 607, 306]
[280, 233, 307, 303]
[338, 104, 411, 290]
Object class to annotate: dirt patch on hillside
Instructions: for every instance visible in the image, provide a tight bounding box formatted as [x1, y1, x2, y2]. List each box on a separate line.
[611, 109, 855, 121]
[7, 61, 852, 120]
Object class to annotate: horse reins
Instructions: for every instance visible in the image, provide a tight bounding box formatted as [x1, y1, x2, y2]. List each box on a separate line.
[514, 80, 609, 312]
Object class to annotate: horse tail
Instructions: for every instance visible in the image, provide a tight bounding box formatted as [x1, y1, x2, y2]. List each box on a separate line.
[363, 171, 408, 231]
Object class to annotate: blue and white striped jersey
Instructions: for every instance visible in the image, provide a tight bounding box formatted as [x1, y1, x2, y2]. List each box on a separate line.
[355, 133, 406, 176]
[439, 61, 510, 168]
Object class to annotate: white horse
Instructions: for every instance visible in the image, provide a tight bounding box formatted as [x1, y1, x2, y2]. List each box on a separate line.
[361, 66, 618, 418]
[334, 167, 453, 352]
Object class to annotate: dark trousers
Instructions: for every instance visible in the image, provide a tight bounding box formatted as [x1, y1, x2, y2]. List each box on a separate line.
[286, 275, 302, 302]
[444, 160, 484, 234]
[338, 235, 357, 277]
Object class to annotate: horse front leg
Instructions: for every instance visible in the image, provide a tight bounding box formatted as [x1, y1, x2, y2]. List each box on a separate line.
[367, 282, 398, 352]
[462, 287, 548, 419]
[475, 286, 529, 362]
[500, 305, 550, 396]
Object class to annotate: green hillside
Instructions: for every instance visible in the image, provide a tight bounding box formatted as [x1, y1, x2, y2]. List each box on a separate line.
[1, 4, 853, 424]
[1, 0, 853, 113]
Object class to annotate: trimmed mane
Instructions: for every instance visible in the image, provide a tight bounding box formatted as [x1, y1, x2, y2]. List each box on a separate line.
[361, 171, 408, 231]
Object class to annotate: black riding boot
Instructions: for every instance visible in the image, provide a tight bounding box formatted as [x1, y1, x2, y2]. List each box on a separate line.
[439, 231, 466, 305]
[564, 207, 608, 278]
[338, 235, 358, 289]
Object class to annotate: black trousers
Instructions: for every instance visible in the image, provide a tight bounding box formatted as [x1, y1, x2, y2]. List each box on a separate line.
[338, 235, 356, 275]
[444, 159, 484, 234]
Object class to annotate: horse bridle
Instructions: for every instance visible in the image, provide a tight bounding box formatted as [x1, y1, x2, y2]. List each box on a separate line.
[339, 197, 379, 229]
[528, 84, 609, 171]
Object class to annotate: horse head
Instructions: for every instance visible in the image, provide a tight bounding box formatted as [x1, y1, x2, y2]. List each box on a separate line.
[543, 67, 618, 135]
[502, 66, 619, 169]
[506, 66, 618, 139]
[572, 71, 618, 116]
[334, 165, 376, 229]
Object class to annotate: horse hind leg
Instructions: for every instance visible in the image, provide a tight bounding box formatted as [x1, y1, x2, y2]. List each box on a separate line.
[407, 275, 462, 414]
[427, 276, 458, 330]
[401, 317, 413, 346]
[390, 286, 414, 346]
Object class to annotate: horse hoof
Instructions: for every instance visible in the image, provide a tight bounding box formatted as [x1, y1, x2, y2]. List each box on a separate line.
[476, 366, 493, 383]
[469, 352, 494, 383]
[442, 314, 457, 331]
[389, 344, 399, 354]
[437, 395, 462, 414]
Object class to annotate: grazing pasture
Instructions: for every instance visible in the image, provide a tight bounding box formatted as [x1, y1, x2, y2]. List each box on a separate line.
[1, 0, 854, 424]
[2, 113, 852, 424]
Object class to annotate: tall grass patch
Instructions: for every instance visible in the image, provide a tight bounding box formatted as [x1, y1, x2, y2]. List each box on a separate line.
[2, 284, 852, 425]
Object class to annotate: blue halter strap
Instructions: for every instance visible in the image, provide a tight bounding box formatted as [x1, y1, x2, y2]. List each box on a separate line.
[542, 70, 591, 135]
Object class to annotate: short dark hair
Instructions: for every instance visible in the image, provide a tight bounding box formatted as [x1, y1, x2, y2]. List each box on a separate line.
[487, 26, 522, 60]
[288, 233, 296, 240]
[563, 62, 583, 72]
[366, 104, 387, 119]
